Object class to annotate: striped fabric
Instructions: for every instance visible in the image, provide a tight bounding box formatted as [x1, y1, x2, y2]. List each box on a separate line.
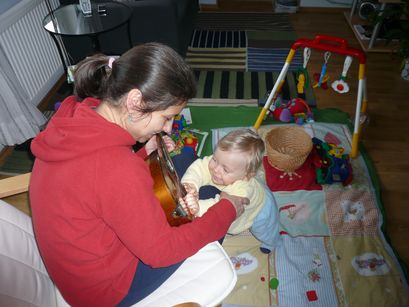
[193, 70, 315, 106]
[196, 12, 293, 31]
[190, 30, 247, 48]
[186, 47, 247, 71]
[276, 236, 339, 307]
[247, 47, 303, 72]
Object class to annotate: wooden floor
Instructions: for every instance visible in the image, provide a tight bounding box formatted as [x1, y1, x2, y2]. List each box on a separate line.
[2, 1, 409, 268]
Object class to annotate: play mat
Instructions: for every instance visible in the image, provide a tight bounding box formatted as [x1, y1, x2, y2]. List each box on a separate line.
[183, 105, 409, 307]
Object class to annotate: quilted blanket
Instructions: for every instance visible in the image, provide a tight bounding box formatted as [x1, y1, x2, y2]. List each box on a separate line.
[207, 122, 409, 307]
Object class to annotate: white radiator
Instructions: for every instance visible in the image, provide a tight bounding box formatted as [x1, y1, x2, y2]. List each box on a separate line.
[0, 0, 63, 107]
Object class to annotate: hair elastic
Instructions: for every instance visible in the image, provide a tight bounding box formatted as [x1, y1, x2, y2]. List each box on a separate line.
[108, 57, 116, 68]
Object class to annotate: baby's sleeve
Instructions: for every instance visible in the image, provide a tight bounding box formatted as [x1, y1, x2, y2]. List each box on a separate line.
[181, 156, 213, 190]
[198, 195, 221, 216]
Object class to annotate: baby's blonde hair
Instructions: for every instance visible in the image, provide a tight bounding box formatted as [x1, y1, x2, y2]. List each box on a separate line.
[216, 128, 265, 176]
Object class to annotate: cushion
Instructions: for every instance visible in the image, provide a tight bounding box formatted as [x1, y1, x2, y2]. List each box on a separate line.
[133, 241, 237, 306]
[0, 200, 69, 307]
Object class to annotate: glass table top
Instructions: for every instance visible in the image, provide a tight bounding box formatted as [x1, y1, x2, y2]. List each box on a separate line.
[43, 2, 131, 36]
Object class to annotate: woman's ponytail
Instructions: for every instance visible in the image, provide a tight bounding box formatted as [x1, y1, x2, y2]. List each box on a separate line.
[73, 54, 112, 100]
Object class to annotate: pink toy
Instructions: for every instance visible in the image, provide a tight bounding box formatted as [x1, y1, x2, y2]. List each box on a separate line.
[271, 98, 314, 124]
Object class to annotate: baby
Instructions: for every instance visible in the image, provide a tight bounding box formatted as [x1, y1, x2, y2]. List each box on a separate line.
[181, 128, 281, 253]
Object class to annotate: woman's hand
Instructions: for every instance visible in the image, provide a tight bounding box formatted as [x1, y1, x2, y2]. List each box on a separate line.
[145, 134, 176, 155]
[219, 192, 249, 218]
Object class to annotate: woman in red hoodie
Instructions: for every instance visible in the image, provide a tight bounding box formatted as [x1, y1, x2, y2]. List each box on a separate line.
[29, 43, 248, 306]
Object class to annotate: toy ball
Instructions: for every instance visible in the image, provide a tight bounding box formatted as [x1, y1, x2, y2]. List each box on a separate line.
[185, 137, 193, 145]
[54, 101, 62, 111]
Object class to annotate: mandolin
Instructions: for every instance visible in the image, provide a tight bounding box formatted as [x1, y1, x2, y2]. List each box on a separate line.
[145, 132, 193, 226]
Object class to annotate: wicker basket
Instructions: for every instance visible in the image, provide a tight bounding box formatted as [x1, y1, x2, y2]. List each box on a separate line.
[265, 126, 312, 172]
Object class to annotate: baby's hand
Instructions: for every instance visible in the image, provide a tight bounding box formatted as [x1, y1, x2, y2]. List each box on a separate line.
[180, 191, 200, 217]
[183, 183, 198, 196]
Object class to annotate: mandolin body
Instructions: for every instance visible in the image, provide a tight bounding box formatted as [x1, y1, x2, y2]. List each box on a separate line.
[145, 134, 193, 226]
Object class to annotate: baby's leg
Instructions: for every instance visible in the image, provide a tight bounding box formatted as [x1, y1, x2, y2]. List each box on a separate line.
[250, 187, 281, 254]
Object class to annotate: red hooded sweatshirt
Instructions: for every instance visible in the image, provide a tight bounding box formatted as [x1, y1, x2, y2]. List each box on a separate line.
[29, 96, 236, 306]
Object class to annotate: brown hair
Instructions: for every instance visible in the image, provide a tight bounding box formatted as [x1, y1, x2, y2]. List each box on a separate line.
[217, 128, 265, 176]
[73, 43, 196, 113]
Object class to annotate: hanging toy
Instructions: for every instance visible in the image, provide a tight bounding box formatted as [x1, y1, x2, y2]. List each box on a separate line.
[296, 48, 311, 95]
[331, 56, 353, 94]
[313, 51, 331, 89]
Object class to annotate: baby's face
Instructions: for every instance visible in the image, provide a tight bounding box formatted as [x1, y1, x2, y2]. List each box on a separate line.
[208, 148, 249, 186]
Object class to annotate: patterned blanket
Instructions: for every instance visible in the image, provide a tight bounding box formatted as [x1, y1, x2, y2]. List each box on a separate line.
[211, 123, 409, 307]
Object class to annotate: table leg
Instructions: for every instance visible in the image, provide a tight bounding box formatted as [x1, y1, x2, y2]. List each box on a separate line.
[368, 2, 386, 49]
[350, 0, 358, 19]
[90, 35, 101, 52]
[47, 33, 68, 73]
[127, 20, 133, 49]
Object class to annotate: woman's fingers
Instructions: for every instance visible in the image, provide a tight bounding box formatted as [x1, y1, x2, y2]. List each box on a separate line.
[219, 192, 249, 218]
[162, 135, 175, 152]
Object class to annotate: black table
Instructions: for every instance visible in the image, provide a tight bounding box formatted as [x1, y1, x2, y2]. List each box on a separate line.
[43, 2, 132, 69]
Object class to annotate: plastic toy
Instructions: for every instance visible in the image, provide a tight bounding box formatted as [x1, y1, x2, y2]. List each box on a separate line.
[312, 137, 353, 186]
[172, 114, 187, 131]
[170, 115, 200, 156]
[313, 51, 331, 89]
[269, 97, 314, 124]
[297, 73, 306, 94]
[331, 56, 353, 94]
[296, 48, 311, 94]
[182, 135, 199, 154]
[313, 72, 329, 89]
[254, 35, 368, 159]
